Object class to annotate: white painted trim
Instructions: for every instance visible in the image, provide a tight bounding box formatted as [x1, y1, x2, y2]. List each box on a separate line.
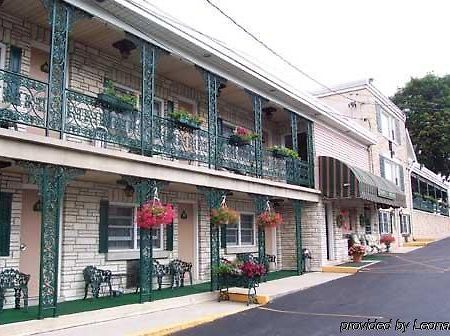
[226, 211, 257, 248]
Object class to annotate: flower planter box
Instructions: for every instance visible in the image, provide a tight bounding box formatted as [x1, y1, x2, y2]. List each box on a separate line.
[171, 117, 201, 132]
[97, 93, 135, 113]
[218, 273, 260, 305]
[228, 134, 251, 147]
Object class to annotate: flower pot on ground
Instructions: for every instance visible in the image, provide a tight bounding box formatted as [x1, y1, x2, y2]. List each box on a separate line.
[268, 146, 299, 159]
[169, 110, 203, 132]
[210, 206, 239, 226]
[137, 201, 175, 229]
[380, 234, 395, 252]
[228, 127, 258, 147]
[256, 211, 283, 227]
[348, 244, 366, 262]
[239, 261, 266, 279]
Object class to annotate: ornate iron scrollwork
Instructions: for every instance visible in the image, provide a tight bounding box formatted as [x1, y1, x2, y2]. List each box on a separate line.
[292, 200, 303, 275]
[18, 161, 83, 318]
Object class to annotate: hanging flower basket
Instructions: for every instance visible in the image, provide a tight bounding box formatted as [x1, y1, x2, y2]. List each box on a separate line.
[256, 211, 283, 227]
[137, 201, 175, 229]
[210, 206, 239, 226]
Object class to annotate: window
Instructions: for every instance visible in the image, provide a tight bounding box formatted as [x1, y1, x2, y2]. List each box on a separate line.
[107, 204, 163, 250]
[226, 214, 255, 246]
[378, 210, 392, 234]
[400, 214, 410, 234]
[381, 157, 404, 190]
[380, 110, 397, 142]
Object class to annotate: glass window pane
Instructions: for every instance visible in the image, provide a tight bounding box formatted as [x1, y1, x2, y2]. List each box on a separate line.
[226, 223, 238, 245]
[240, 214, 254, 245]
[108, 205, 134, 250]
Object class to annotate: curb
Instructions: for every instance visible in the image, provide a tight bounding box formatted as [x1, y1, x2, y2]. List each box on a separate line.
[131, 312, 235, 336]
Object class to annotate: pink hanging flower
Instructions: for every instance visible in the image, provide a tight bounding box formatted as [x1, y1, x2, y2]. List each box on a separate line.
[256, 211, 283, 227]
[137, 201, 175, 229]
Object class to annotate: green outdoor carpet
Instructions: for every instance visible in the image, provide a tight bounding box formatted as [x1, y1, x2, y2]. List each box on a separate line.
[0, 270, 297, 325]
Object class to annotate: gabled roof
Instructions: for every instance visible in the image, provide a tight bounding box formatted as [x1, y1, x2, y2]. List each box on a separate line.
[314, 79, 406, 122]
[64, 0, 377, 146]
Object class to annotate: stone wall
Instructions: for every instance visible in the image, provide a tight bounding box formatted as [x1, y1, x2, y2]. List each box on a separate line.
[412, 211, 450, 239]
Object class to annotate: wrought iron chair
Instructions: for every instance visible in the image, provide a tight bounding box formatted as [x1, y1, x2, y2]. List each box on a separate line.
[168, 259, 193, 288]
[135, 260, 168, 293]
[0, 268, 30, 312]
[82, 266, 112, 299]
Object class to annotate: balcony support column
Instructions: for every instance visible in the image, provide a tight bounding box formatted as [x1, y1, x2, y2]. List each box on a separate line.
[43, 0, 89, 137]
[254, 195, 270, 263]
[306, 120, 315, 187]
[122, 177, 167, 303]
[293, 200, 303, 275]
[200, 69, 226, 169]
[198, 187, 228, 291]
[18, 161, 83, 319]
[247, 91, 266, 177]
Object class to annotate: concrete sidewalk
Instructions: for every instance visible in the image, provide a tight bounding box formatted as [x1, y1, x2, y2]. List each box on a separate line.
[0, 272, 348, 336]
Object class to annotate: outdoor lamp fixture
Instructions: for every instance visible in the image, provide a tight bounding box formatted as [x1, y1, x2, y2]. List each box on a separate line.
[180, 209, 188, 219]
[40, 61, 49, 73]
[343, 183, 350, 188]
[124, 184, 134, 198]
[112, 38, 137, 59]
[33, 199, 42, 212]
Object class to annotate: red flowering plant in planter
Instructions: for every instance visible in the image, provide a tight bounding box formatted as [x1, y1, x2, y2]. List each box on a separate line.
[239, 261, 266, 279]
[229, 126, 258, 146]
[380, 234, 395, 252]
[348, 244, 366, 263]
[137, 201, 175, 229]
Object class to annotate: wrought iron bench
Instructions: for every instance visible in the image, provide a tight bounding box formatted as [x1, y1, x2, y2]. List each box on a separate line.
[135, 260, 169, 293]
[168, 259, 193, 288]
[82, 266, 112, 299]
[0, 268, 30, 312]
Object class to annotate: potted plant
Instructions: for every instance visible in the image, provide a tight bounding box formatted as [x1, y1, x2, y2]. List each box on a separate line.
[268, 146, 299, 159]
[256, 211, 283, 227]
[98, 79, 138, 113]
[228, 127, 258, 146]
[239, 261, 266, 279]
[169, 110, 203, 132]
[380, 234, 395, 252]
[348, 244, 366, 262]
[136, 201, 175, 229]
[210, 206, 239, 226]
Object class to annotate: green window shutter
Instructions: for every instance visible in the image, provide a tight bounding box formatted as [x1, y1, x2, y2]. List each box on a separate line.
[395, 119, 402, 145]
[7, 46, 22, 105]
[220, 225, 227, 249]
[99, 199, 109, 253]
[398, 165, 405, 191]
[375, 104, 382, 133]
[379, 156, 386, 178]
[166, 224, 173, 251]
[0, 192, 13, 256]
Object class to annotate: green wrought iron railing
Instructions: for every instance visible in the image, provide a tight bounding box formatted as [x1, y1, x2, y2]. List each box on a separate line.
[216, 136, 257, 176]
[152, 115, 209, 163]
[65, 89, 142, 150]
[438, 204, 449, 216]
[0, 69, 48, 129]
[0, 71, 315, 187]
[262, 149, 313, 187]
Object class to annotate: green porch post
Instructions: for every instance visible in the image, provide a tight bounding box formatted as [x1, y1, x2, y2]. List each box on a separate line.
[289, 110, 299, 184]
[123, 177, 167, 303]
[139, 39, 160, 156]
[200, 70, 226, 169]
[198, 187, 227, 291]
[306, 119, 315, 187]
[43, 0, 89, 137]
[247, 92, 264, 177]
[19, 162, 83, 318]
[293, 200, 303, 275]
[254, 196, 269, 262]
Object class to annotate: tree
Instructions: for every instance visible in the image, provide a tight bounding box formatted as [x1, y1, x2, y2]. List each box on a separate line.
[391, 74, 450, 179]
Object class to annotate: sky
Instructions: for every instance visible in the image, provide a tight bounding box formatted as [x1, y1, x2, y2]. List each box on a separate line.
[138, 0, 449, 97]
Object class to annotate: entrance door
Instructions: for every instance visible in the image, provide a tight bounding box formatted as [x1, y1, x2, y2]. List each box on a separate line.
[177, 203, 195, 278]
[19, 190, 41, 298]
[265, 227, 277, 271]
[325, 204, 334, 260]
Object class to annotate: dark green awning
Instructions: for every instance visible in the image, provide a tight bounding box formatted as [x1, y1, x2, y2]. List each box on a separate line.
[319, 156, 406, 208]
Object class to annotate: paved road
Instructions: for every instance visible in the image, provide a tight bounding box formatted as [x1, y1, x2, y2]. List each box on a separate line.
[175, 238, 450, 336]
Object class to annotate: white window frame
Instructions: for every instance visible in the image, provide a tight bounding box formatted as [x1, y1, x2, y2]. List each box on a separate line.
[378, 210, 392, 234]
[226, 213, 257, 247]
[380, 110, 398, 143]
[382, 156, 403, 189]
[400, 214, 410, 234]
[107, 202, 164, 252]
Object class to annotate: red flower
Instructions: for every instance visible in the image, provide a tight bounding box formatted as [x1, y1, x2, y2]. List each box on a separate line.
[137, 201, 175, 229]
[240, 261, 266, 278]
[256, 211, 283, 227]
[380, 234, 395, 245]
